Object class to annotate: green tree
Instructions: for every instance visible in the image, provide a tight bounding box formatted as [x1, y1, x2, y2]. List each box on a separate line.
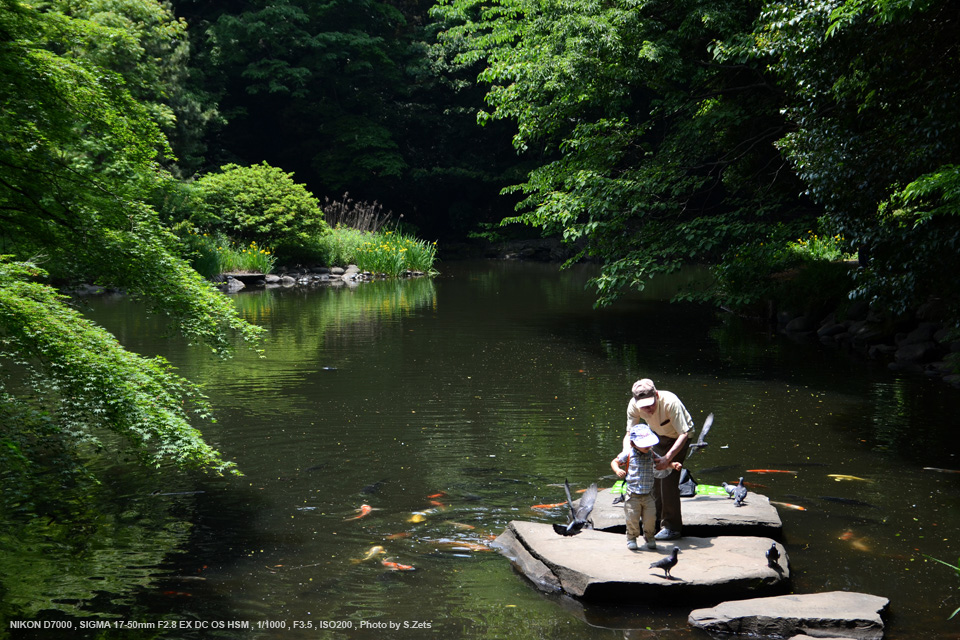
[190, 161, 330, 246]
[433, 0, 817, 305]
[0, 0, 261, 486]
[741, 0, 960, 318]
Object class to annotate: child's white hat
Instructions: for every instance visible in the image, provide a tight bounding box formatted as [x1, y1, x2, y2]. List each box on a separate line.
[630, 425, 659, 448]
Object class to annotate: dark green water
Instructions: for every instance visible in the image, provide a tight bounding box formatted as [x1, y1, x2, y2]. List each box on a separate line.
[6, 260, 960, 639]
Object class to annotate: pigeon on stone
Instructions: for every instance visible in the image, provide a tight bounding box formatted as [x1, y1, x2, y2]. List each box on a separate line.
[552, 479, 598, 536]
[733, 476, 748, 507]
[649, 545, 681, 578]
[766, 542, 781, 569]
[721, 481, 736, 499]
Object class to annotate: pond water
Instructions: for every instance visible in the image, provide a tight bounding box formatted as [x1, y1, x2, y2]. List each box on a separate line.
[7, 260, 960, 639]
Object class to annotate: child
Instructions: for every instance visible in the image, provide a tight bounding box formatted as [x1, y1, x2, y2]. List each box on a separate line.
[611, 425, 682, 551]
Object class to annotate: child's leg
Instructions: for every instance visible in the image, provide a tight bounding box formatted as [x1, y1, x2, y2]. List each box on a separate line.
[639, 493, 657, 547]
[623, 494, 643, 542]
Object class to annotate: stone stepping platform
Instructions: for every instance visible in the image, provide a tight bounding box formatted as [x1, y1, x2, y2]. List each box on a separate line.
[588, 488, 783, 538]
[688, 591, 890, 640]
[493, 520, 789, 603]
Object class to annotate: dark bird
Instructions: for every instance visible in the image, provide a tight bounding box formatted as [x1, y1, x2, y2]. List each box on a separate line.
[552, 479, 598, 536]
[649, 546, 681, 578]
[766, 543, 781, 568]
[733, 476, 748, 507]
[361, 479, 388, 495]
[721, 481, 736, 499]
[685, 413, 714, 460]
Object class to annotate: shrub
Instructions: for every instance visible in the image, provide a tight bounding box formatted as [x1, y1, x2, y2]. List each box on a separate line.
[190, 162, 329, 247]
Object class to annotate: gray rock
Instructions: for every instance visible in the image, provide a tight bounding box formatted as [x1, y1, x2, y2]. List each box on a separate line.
[495, 521, 788, 602]
[490, 526, 561, 593]
[222, 277, 245, 292]
[899, 321, 939, 346]
[784, 316, 816, 333]
[688, 591, 889, 640]
[894, 340, 941, 363]
[817, 323, 848, 338]
[264, 274, 281, 284]
[330, 266, 345, 275]
[280, 275, 296, 286]
[590, 489, 782, 538]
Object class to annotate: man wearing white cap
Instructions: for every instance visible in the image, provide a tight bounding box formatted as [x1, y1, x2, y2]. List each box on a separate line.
[622, 378, 694, 541]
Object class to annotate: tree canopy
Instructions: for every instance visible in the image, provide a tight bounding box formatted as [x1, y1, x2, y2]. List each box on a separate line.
[0, 0, 261, 486]
[432, 0, 960, 321]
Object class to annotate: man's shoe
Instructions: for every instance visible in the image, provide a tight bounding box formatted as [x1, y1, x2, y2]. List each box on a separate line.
[626, 539, 639, 551]
[654, 528, 681, 541]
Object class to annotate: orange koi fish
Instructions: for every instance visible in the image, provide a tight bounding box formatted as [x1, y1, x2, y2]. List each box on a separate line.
[385, 532, 411, 540]
[382, 559, 415, 571]
[344, 504, 374, 521]
[531, 502, 566, 509]
[429, 500, 446, 507]
[770, 501, 807, 511]
[427, 492, 447, 498]
[747, 469, 798, 474]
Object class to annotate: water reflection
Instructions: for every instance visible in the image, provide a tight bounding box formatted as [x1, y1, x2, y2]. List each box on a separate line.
[12, 261, 960, 638]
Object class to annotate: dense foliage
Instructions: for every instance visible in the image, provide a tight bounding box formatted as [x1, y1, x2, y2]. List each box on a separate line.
[0, 0, 258, 499]
[432, 0, 818, 305]
[432, 0, 960, 325]
[189, 162, 330, 246]
[3, 0, 960, 535]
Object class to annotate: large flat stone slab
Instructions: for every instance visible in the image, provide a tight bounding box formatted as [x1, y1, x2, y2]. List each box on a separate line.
[494, 520, 789, 603]
[688, 591, 890, 639]
[589, 488, 783, 538]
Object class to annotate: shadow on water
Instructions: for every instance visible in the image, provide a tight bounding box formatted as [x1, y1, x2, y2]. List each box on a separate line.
[6, 260, 960, 638]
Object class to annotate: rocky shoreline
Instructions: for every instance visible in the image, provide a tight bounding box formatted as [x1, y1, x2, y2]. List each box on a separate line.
[775, 297, 960, 387]
[213, 263, 428, 292]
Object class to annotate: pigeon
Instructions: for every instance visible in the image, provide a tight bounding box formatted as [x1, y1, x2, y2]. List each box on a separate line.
[685, 413, 714, 460]
[649, 545, 681, 578]
[721, 481, 736, 499]
[766, 542, 781, 569]
[733, 476, 748, 507]
[552, 479, 598, 536]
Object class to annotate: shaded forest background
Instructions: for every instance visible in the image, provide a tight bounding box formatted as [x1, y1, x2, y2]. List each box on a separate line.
[3, 0, 960, 491]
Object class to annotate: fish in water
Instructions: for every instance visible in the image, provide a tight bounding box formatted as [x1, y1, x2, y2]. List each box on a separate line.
[747, 469, 798, 474]
[385, 532, 411, 540]
[531, 502, 567, 510]
[766, 543, 781, 568]
[733, 477, 748, 507]
[344, 504, 375, 521]
[770, 501, 807, 511]
[650, 546, 681, 578]
[698, 465, 739, 474]
[427, 492, 447, 498]
[431, 540, 492, 552]
[443, 521, 476, 530]
[922, 467, 960, 474]
[407, 507, 442, 523]
[819, 496, 879, 509]
[381, 558, 415, 571]
[828, 474, 873, 483]
[351, 545, 386, 564]
[839, 530, 871, 551]
[553, 479, 598, 536]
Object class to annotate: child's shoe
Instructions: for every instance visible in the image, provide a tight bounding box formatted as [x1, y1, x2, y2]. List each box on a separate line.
[626, 539, 639, 551]
[645, 538, 657, 550]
